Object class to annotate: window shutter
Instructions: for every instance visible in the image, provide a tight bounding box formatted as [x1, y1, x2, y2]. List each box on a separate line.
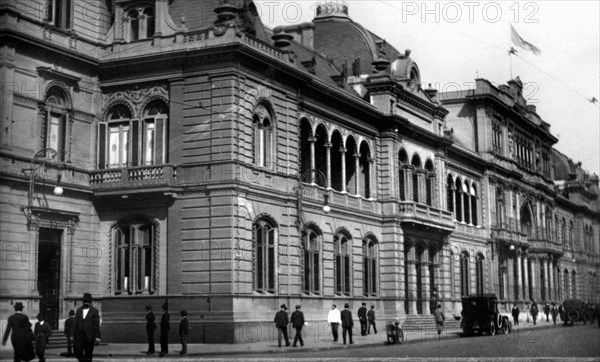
[371, 259, 377, 294]
[115, 229, 122, 293]
[268, 227, 275, 291]
[98, 122, 107, 169]
[304, 250, 309, 292]
[344, 255, 350, 294]
[363, 258, 368, 295]
[313, 252, 319, 292]
[131, 119, 140, 166]
[335, 254, 341, 293]
[155, 117, 165, 164]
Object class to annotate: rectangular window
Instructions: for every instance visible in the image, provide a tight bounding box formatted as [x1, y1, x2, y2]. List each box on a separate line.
[144, 121, 155, 165]
[46, 113, 67, 161]
[47, 0, 72, 29]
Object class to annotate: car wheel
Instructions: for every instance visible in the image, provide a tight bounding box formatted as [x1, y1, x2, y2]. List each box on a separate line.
[501, 319, 508, 334]
[489, 320, 496, 336]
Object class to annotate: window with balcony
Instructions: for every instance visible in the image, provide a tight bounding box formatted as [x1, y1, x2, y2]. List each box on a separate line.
[114, 220, 157, 294]
[46, 0, 72, 30]
[425, 159, 434, 206]
[254, 218, 276, 293]
[44, 86, 70, 162]
[471, 185, 478, 226]
[334, 232, 351, 295]
[454, 178, 463, 222]
[125, 4, 155, 41]
[98, 101, 168, 169]
[495, 186, 505, 227]
[411, 154, 422, 203]
[363, 237, 377, 296]
[302, 227, 320, 294]
[520, 204, 533, 238]
[253, 103, 273, 168]
[446, 174, 454, 214]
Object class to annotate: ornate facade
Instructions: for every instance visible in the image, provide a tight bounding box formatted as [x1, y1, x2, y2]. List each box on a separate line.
[0, 1, 598, 344]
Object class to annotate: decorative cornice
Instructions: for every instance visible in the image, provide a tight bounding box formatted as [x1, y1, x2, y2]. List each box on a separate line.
[37, 66, 81, 84]
[102, 83, 169, 117]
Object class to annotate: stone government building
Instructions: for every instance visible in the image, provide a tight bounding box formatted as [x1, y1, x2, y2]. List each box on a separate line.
[0, 0, 598, 343]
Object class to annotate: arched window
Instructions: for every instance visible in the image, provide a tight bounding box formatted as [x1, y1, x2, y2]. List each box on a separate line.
[254, 218, 276, 292]
[446, 174, 454, 213]
[496, 187, 505, 227]
[572, 271, 577, 299]
[44, 86, 70, 161]
[114, 220, 157, 294]
[314, 124, 328, 188]
[253, 104, 273, 168]
[561, 218, 566, 246]
[449, 250, 456, 299]
[359, 141, 371, 198]
[398, 149, 408, 201]
[471, 184, 478, 226]
[425, 159, 434, 206]
[455, 178, 463, 222]
[462, 181, 470, 224]
[46, 0, 72, 29]
[334, 232, 351, 295]
[569, 221, 574, 249]
[460, 251, 470, 296]
[128, 10, 140, 41]
[520, 204, 533, 238]
[142, 100, 168, 165]
[302, 227, 320, 294]
[545, 207, 552, 240]
[411, 154, 421, 203]
[475, 253, 484, 295]
[299, 118, 312, 182]
[330, 131, 344, 192]
[363, 237, 377, 296]
[144, 7, 155, 38]
[345, 136, 358, 195]
[100, 104, 133, 169]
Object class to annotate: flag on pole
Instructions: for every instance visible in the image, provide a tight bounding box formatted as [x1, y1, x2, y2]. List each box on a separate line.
[510, 24, 541, 55]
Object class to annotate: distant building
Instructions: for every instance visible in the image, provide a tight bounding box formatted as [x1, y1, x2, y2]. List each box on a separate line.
[0, 1, 598, 343]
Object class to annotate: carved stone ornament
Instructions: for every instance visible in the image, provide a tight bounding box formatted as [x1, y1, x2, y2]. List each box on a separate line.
[103, 84, 168, 117]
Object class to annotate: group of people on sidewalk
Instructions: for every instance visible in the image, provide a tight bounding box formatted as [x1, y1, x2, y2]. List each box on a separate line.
[143, 300, 189, 357]
[3, 293, 100, 362]
[511, 300, 600, 326]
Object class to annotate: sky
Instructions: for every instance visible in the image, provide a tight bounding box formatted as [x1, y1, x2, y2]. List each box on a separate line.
[254, 0, 600, 175]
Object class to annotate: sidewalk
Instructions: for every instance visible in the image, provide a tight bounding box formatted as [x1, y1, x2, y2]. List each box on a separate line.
[0, 318, 562, 360]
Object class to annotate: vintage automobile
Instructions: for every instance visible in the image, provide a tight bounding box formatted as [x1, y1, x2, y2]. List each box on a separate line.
[562, 299, 585, 325]
[460, 294, 512, 336]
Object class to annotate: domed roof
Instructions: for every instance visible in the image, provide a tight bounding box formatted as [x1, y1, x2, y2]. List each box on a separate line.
[312, 4, 403, 74]
[168, 0, 270, 42]
[552, 148, 575, 181]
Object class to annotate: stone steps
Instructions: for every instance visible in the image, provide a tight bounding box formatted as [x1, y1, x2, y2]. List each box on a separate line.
[402, 315, 462, 331]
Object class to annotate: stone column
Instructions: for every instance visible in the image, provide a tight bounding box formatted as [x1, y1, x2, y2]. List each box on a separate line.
[422, 249, 431, 315]
[451, 183, 457, 220]
[530, 257, 538, 301]
[523, 251, 529, 301]
[354, 152, 360, 195]
[547, 255, 553, 301]
[325, 143, 332, 189]
[340, 148, 346, 192]
[308, 137, 316, 183]
[515, 249, 522, 300]
[406, 246, 418, 315]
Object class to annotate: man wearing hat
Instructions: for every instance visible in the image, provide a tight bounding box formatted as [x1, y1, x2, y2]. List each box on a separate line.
[159, 300, 170, 357]
[358, 302, 367, 336]
[341, 303, 354, 345]
[145, 305, 156, 354]
[74, 293, 101, 362]
[290, 305, 305, 347]
[274, 304, 290, 347]
[179, 310, 189, 355]
[367, 304, 377, 334]
[34, 313, 52, 362]
[64, 310, 76, 356]
[2, 302, 35, 362]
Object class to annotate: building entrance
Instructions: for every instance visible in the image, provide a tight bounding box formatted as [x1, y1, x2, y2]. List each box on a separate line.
[38, 228, 62, 329]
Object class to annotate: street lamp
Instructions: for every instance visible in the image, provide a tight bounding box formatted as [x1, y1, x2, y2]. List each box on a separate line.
[22, 148, 64, 220]
[295, 168, 331, 228]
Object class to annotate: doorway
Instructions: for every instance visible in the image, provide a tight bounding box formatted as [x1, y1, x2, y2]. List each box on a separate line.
[38, 228, 62, 329]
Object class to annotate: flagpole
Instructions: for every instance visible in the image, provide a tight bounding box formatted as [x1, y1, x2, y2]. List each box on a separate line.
[509, 52, 513, 79]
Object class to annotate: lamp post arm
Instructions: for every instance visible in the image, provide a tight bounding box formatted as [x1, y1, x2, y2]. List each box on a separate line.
[27, 148, 58, 209]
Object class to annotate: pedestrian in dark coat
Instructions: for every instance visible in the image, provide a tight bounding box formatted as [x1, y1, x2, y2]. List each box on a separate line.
[358, 302, 367, 336]
[274, 304, 290, 347]
[74, 293, 101, 362]
[179, 310, 188, 355]
[159, 300, 170, 357]
[544, 303, 550, 322]
[2, 302, 35, 362]
[551, 304, 558, 325]
[433, 304, 445, 335]
[512, 305, 520, 326]
[367, 305, 377, 334]
[558, 304, 565, 322]
[290, 305, 305, 347]
[145, 305, 156, 354]
[34, 313, 52, 362]
[341, 303, 354, 345]
[64, 310, 75, 356]
[531, 301, 539, 325]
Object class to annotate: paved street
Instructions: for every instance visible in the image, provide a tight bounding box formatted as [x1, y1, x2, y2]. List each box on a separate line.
[210, 323, 600, 359]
